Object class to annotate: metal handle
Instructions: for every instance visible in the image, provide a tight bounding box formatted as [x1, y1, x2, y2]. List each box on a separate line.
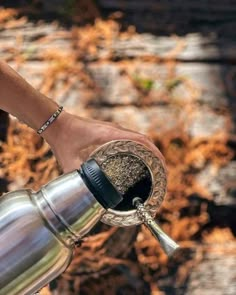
[133, 198, 179, 257]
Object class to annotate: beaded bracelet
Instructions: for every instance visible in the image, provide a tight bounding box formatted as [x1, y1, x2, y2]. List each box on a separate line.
[37, 106, 63, 135]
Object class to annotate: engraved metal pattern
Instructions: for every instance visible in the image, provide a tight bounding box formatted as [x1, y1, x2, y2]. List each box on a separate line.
[135, 200, 154, 225]
[90, 140, 167, 227]
[133, 197, 180, 256]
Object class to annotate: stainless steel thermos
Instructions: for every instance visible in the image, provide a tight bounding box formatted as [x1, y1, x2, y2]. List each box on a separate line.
[0, 140, 179, 295]
[0, 159, 122, 295]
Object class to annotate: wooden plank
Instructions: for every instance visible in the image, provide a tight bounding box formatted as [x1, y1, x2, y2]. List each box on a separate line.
[185, 243, 236, 295]
[196, 162, 236, 206]
[87, 62, 235, 109]
[112, 34, 236, 62]
[88, 105, 231, 140]
[1, 21, 236, 62]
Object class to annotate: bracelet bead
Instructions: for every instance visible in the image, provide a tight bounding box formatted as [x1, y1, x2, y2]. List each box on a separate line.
[37, 106, 63, 135]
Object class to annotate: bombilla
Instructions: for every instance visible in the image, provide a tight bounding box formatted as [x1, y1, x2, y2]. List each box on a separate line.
[133, 197, 179, 257]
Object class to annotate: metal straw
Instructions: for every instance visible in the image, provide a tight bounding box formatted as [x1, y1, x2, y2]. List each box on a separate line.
[133, 197, 180, 257]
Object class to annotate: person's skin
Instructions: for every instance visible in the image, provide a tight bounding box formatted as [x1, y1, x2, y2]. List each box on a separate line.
[0, 60, 166, 173]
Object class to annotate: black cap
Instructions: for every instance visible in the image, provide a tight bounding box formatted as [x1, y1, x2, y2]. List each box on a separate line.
[79, 159, 123, 209]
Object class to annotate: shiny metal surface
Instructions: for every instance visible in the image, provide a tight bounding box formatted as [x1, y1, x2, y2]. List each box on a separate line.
[0, 190, 72, 295]
[0, 139, 177, 294]
[133, 198, 179, 257]
[90, 140, 179, 256]
[36, 171, 106, 244]
[90, 140, 167, 227]
[0, 170, 106, 295]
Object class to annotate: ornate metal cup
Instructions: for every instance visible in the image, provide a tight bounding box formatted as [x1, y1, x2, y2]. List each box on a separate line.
[90, 140, 179, 256]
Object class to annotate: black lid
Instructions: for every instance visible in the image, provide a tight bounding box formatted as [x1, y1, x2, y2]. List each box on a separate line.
[79, 159, 123, 209]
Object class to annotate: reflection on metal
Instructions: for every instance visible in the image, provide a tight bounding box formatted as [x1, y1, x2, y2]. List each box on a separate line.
[0, 139, 178, 295]
[0, 171, 105, 295]
[91, 140, 179, 256]
[90, 140, 167, 226]
[133, 198, 179, 257]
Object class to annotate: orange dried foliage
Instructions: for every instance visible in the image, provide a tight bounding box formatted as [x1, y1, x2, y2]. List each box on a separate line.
[202, 227, 235, 244]
[71, 19, 122, 61]
[0, 7, 18, 23]
[0, 119, 59, 191]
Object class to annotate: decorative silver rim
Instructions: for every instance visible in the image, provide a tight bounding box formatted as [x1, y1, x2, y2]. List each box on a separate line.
[90, 140, 167, 227]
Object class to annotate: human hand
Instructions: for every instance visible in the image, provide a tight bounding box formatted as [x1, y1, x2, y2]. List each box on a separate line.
[0, 61, 165, 173]
[43, 110, 166, 173]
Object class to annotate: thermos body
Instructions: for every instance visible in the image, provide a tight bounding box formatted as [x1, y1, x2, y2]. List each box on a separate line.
[0, 170, 106, 295]
[0, 189, 72, 295]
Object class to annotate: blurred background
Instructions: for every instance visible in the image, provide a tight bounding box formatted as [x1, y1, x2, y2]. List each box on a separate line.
[0, 1, 235, 294]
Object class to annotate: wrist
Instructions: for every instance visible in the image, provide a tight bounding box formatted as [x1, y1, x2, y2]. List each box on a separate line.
[41, 110, 71, 146]
[37, 106, 63, 135]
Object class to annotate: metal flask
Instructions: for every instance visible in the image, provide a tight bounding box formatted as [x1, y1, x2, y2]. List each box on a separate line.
[0, 140, 179, 295]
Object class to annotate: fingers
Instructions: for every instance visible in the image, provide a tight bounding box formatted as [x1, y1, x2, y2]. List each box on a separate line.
[126, 133, 166, 165]
[59, 114, 166, 173]
[99, 126, 166, 170]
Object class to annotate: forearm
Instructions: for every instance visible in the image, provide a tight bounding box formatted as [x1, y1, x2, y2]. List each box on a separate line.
[0, 63, 165, 174]
[0, 61, 62, 143]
